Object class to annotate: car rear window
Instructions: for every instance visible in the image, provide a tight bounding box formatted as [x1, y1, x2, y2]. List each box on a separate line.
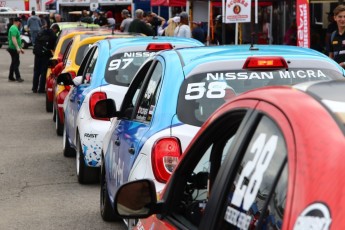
[104, 51, 157, 87]
[178, 68, 344, 127]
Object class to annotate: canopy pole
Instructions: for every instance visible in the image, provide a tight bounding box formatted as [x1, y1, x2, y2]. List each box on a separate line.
[207, 0, 211, 46]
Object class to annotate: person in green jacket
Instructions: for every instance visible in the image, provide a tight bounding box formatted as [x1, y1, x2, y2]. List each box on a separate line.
[7, 17, 24, 82]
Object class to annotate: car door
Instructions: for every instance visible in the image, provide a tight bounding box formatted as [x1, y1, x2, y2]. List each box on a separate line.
[139, 99, 293, 230]
[107, 60, 160, 199]
[66, 46, 98, 145]
[201, 100, 293, 230]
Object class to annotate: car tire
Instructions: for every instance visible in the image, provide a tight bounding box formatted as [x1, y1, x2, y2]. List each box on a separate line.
[46, 93, 53, 112]
[0, 44, 2, 48]
[76, 134, 100, 184]
[100, 158, 119, 221]
[63, 125, 75, 157]
[55, 110, 63, 136]
[21, 39, 29, 49]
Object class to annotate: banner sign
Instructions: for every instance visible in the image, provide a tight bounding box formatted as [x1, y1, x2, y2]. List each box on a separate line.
[296, 0, 310, 48]
[225, 0, 251, 23]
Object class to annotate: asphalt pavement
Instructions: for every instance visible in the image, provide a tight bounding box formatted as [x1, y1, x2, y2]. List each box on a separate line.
[0, 46, 125, 230]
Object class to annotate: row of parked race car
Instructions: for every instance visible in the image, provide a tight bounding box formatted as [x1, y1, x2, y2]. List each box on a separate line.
[45, 21, 345, 229]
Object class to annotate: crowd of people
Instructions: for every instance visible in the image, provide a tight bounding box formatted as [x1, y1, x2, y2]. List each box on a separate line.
[6, 10, 60, 90]
[6, 5, 345, 91]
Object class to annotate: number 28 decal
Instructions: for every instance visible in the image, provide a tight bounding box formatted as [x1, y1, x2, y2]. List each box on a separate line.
[231, 133, 278, 211]
[185, 82, 227, 100]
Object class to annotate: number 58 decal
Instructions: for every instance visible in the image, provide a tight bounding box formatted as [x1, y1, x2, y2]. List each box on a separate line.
[231, 133, 278, 211]
[185, 82, 227, 100]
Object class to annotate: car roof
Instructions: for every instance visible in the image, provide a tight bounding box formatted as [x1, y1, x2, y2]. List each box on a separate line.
[158, 45, 344, 74]
[101, 36, 204, 53]
[210, 79, 345, 135]
[51, 22, 100, 29]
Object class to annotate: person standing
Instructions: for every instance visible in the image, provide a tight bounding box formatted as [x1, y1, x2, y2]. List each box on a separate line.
[329, 5, 345, 68]
[120, 9, 132, 32]
[27, 11, 42, 46]
[128, 9, 154, 36]
[7, 17, 24, 82]
[80, 10, 92, 24]
[32, 24, 60, 93]
[93, 10, 107, 26]
[146, 11, 166, 36]
[192, 21, 205, 43]
[174, 12, 191, 38]
[104, 11, 116, 29]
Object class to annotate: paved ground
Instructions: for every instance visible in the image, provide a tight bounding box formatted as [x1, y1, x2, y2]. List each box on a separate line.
[0, 46, 125, 230]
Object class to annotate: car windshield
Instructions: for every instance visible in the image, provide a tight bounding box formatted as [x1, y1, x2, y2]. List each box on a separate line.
[178, 67, 344, 127]
[104, 51, 157, 87]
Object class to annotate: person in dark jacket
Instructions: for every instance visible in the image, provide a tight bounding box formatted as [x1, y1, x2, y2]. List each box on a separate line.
[128, 9, 154, 36]
[192, 21, 206, 43]
[32, 23, 60, 93]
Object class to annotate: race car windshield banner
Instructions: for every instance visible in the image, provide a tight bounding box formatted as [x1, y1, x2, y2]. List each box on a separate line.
[297, 0, 310, 48]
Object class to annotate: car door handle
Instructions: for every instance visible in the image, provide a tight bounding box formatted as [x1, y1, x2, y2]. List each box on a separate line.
[128, 147, 135, 154]
[114, 138, 120, 146]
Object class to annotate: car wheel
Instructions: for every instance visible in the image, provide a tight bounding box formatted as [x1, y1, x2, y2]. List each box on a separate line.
[63, 125, 75, 157]
[21, 39, 28, 49]
[0, 44, 2, 48]
[76, 134, 100, 184]
[100, 159, 119, 221]
[55, 111, 63, 136]
[46, 93, 53, 112]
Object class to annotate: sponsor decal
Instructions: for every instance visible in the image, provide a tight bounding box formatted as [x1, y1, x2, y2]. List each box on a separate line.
[206, 70, 327, 81]
[84, 133, 98, 138]
[294, 202, 332, 230]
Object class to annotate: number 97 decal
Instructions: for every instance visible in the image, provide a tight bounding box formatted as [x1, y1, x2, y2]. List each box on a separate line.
[108, 58, 133, 71]
[231, 133, 278, 211]
[185, 82, 227, 100]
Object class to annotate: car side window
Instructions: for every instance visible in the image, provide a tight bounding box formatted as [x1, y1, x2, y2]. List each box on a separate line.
[134, 62, 162, 122]
[221, 115, 287, 230]
[173, 111, 247, 228]
[82, 47, 98, 84]
[77, 46, 95, 77]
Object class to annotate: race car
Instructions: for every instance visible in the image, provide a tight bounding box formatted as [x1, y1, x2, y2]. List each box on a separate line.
[112, 79, 345, 230]
[94, 44, 345, 223]
[59, 36, 204, 185]
[45, 27, 109, 112]
[53, 33, 135, 136]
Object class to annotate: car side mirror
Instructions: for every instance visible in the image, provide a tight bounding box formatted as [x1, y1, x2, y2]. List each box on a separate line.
[114, 179, 158, 218]
[48, 58, 58, 68]
[56, 72, 74, 85]
[94, 99, 119, 118]
[73, 76, 83, 86]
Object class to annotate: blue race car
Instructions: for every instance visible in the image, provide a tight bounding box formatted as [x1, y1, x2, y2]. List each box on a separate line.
[59, 36, 204, 184]
[95, 44, 345, 221]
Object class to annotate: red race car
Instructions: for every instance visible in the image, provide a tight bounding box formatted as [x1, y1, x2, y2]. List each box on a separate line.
[113, 79, 345, 230]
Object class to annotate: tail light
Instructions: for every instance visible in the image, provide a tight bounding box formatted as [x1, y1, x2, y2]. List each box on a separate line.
[89, 92, 108, 121]
[152, 137, 182, 183]
[243, 57, 288, 69]
[146, 43, 173, 51]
